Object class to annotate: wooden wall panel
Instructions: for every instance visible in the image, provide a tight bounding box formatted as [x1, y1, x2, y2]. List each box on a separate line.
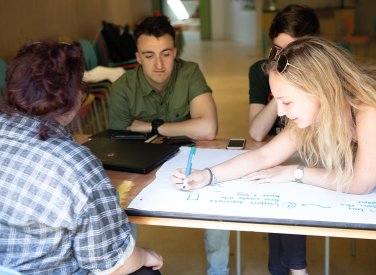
[0, 0, 152, 61]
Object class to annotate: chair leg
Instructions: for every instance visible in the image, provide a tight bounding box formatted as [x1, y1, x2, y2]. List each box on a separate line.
[101, 99, 109, 129]
[76, 117, 83, 135]
[351, 239, 356, 256]
[325, 236, 330, 275]
[91, 99, 102, 132]
[236, 231, 241, 275]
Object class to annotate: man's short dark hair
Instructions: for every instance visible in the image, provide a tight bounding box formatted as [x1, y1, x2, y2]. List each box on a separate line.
[269, 4, 320, 40]
[133, 16, 175, 45]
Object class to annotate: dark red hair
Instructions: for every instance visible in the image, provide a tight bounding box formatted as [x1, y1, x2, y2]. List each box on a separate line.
[2, 41, 85, 139]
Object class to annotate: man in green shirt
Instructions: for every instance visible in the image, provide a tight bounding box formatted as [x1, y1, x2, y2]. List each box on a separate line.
[108, 16, 229, 275]
[109, 16, 217, 141]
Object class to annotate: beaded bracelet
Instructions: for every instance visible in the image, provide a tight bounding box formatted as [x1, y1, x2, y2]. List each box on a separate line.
[204, 168, 218, 186]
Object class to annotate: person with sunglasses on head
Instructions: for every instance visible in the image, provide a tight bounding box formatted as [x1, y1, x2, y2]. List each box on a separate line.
[247, 5, 319, 274]
[0, 41, 163, 274]
[248, 4, 320, 142]
[172, 36, 376, 274]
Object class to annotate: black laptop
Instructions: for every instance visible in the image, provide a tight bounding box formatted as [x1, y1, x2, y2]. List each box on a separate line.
[83, 131, 179, 174]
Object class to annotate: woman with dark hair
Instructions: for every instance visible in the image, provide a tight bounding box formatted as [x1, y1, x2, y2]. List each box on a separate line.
[0, 41, 163, 275]
[2, 41, 86, 139]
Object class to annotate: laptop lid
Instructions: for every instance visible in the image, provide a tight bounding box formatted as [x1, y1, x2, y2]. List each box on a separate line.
[89, 129, 153, 140]
[83, 136, 179, 174]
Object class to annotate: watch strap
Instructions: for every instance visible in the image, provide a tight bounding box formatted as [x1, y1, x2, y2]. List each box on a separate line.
[151, 119, 164, 135]
[151, 123, 158, 135]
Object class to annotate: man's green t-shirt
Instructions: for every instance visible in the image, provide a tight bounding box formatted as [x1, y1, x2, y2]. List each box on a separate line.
[108, 59, 212, 130]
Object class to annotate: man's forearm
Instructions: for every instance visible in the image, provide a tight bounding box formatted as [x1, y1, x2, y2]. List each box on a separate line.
[158, 118, 217, 140]
[249, 100, 278, 141]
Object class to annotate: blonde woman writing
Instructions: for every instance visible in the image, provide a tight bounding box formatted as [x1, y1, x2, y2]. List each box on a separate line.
[172, 37, 376, 274]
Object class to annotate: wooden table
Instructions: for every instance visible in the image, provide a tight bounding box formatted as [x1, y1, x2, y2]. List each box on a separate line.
[75, 135, 376, 240]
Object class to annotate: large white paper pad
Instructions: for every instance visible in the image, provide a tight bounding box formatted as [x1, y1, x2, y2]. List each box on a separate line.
[128, 147, 376, 229]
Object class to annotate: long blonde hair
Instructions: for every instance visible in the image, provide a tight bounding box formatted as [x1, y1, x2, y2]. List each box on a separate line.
[268, 37, 376, 191]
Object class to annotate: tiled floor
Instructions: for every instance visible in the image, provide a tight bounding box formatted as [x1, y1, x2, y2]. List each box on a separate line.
[136, 37, 376, 275]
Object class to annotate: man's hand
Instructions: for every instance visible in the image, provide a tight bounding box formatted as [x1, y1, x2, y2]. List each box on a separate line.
[127, 120, 152, 133]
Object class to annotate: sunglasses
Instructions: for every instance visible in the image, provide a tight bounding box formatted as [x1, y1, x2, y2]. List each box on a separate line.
[276, 54, 302, 73]
[268, 45, 282, 61]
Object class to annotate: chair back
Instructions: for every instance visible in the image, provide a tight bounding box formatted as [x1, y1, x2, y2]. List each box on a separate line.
[79, 39, 98, 70]
[341, 14, 354, 36]
[93, 29, 110, 66]
[0, 59, 7, 92]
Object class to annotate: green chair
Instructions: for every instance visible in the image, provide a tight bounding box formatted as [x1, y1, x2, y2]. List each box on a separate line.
[0, 59, 7, 92]
[77, 39, 113, 133]
[79, 39, 98, 70]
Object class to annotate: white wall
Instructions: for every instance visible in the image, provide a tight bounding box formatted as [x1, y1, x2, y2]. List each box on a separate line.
[211, 0, 257, 45]
[162, 0, 199, 24]
[211, 0, 226, 40]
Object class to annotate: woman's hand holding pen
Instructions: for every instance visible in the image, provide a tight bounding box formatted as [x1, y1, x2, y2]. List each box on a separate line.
[171, 168, 211, 191]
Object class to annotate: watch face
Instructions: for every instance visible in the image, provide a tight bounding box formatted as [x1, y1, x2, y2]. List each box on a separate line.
[294, 169, 304, 180]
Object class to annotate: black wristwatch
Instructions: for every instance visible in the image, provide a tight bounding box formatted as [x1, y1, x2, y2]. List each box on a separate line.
[151, 119, 164, 135]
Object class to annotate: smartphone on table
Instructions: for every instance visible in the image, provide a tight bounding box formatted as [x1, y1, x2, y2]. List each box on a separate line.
[226, 138, 246, 150]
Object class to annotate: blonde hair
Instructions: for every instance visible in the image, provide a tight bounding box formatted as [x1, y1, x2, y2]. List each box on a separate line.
[268, 37, 376, 191]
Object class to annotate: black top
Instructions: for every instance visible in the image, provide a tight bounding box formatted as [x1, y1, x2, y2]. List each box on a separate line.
[248, 59, 285, 135]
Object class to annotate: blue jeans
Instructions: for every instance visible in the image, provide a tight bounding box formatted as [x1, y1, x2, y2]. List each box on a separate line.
[268, 233, 307, 275]
[205, 229, 230, 275]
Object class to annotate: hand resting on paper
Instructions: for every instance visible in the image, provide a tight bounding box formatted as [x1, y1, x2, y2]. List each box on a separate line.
[242, 165, 296, 183]
[171, 168, 211, 191]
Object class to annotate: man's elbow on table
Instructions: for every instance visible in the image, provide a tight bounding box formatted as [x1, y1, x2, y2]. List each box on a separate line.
[249, 129, 265, 142]
[248, 122, 268, 142]
[193, 122, 217, 140]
